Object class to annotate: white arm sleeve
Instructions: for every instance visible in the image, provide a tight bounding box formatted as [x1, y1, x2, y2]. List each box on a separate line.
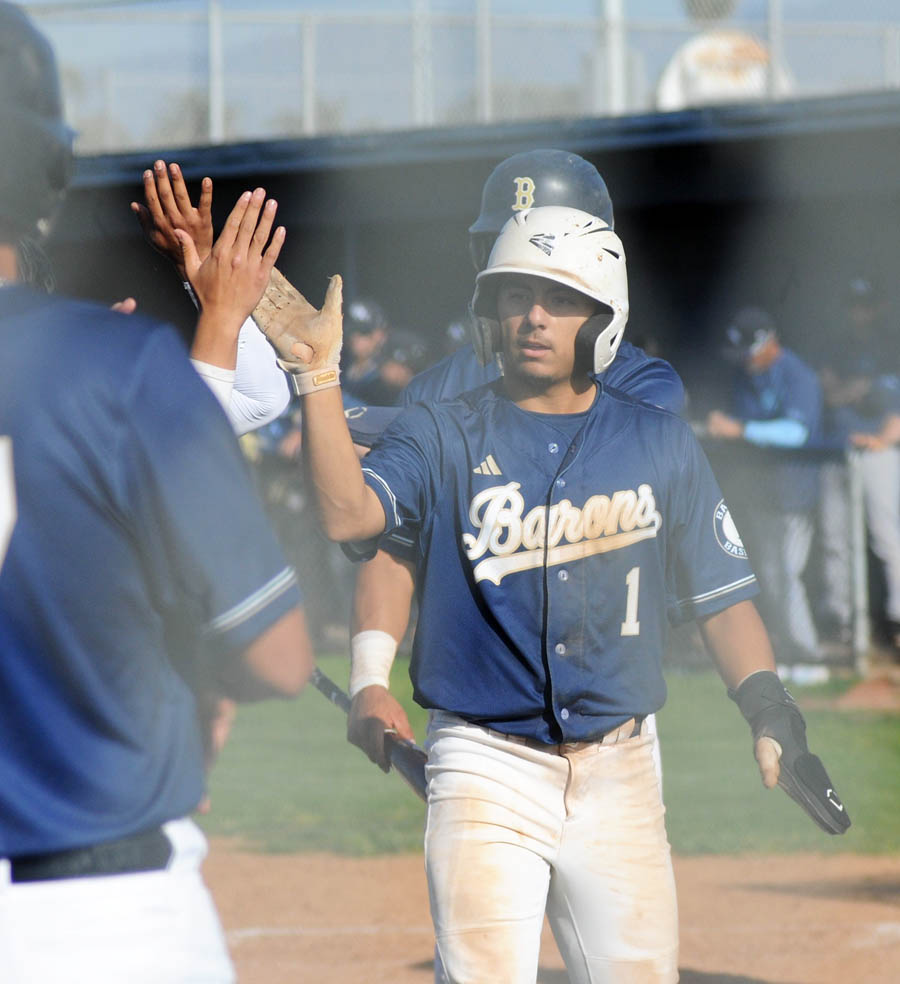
[191, 359, 235, 412]
[228, 317, 291, 435]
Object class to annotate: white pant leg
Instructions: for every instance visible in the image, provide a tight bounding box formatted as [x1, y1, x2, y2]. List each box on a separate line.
[777, 512, 818, 657]
[0, 819, 234, 984]
[424, 714, 677, 984]
[819, 460, 852, 625]
[547, 731, 679, 984]
[424, 713, 563, 984]
[645, 713, 663, 797]
[859, 447, 900, 622]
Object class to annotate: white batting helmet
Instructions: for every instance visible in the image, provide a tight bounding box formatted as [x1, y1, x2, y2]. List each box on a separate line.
[470, 206, 629, 374]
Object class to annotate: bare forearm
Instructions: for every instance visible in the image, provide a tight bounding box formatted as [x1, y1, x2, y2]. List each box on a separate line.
[699, 599, 777, 690]
[301, 387, 386, 541]
[191, 310, 241, 369]
[351, 550, 416, 638]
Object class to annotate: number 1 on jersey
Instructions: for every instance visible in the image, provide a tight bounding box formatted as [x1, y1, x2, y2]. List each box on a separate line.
[620, 565, 640, 637]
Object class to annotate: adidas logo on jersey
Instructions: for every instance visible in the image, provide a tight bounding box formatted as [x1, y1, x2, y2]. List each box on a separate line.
[473, 455, 502, 476]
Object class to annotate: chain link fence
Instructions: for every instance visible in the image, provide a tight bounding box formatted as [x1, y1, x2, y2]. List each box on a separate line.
[24, 0, 900, 154]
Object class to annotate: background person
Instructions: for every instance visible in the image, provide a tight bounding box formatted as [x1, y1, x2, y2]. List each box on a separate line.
[705, 305, 824, 676]
[817, 275, 900, 658]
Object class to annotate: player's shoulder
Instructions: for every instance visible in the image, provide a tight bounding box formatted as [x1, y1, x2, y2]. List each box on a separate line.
[402, 344, 496, 405]
[604, 340, 685, 414]
[1, 286, 178, 353]
[602, 383, 693, 438]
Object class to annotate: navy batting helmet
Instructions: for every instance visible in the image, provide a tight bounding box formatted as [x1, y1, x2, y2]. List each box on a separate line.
[467, 149, 614, 271]
[0, 2, 74, 239]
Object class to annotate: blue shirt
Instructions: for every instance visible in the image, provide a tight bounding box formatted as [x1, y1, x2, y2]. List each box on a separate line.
[0, 287, 301, 856]
[368, 339, 685, 562]
[362, 382, 757, 742]
[403, 339, 685, 414]
[732, 348, 823, 512]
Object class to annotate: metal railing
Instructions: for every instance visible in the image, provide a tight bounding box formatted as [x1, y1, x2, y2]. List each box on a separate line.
[24, 1, 900, 154]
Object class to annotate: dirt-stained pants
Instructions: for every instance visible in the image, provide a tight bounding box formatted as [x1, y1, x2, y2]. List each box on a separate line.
[424, 711, 678, 984]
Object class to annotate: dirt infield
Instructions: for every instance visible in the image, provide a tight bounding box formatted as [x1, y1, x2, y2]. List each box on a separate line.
[205, 842, 900, 984]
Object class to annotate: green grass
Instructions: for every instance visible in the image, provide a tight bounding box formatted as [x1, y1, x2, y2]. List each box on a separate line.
[657, 670, 900, 854]
[199, 656, 900, 856]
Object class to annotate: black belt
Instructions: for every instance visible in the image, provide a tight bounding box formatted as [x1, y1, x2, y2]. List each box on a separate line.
[9, 826, 172, 883]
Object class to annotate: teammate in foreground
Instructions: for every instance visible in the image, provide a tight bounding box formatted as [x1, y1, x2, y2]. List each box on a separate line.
[344, 150, 684, 784]
[251, 204, 849, 982]
[0, 5, 312, 981]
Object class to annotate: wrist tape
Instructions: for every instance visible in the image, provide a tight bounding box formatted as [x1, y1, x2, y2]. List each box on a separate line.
[349, 629, 398, 698]
[280, 362, 341, 396]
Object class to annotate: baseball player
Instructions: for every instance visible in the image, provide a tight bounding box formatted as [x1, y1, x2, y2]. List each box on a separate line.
[818, 276, 900, 656]
[253, 203, 849, 983]
[706, 306, 824, 670]
[0, 5, 312, 981]
[344, 151, 683, 790]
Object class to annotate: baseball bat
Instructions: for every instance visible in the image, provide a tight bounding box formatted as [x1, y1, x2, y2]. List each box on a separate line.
[310, 666, 428, 802]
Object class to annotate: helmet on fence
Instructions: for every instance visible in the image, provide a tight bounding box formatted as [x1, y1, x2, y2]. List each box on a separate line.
[467, 149, 615, 272]
[471, 205, 628, 374]
[0, 2, 74, 240]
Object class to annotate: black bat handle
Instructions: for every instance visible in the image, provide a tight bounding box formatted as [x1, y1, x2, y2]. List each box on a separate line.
[310, 666, 351, 713]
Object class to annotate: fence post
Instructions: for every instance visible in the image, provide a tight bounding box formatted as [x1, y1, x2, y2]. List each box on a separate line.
[412, 0, 434, 126]
[476, 0, 493, 123]
[302, 15, 317, 136]
[207, 0, 225, 143]
[848, 449, 870, 674]
[603, 0, 626, 115]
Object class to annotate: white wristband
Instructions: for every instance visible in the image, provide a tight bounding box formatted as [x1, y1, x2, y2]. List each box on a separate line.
[279, 362, 341, 396]
[349, 629, 398, 698]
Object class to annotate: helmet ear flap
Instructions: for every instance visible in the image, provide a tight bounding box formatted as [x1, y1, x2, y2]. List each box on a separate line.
[472, 315, 501, 367]
[574, 306, 627, 375]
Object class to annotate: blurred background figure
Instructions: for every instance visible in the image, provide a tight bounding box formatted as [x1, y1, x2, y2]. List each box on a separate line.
[656, 0, 792, 111]
[375, 328, 433, 404]
[817, 275, 900, 660]
[706, 306, 824, 675]
[341, 296, 391, 403]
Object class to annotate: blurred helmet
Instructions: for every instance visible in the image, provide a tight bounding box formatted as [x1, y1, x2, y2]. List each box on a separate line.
[0, 2, 74, 239]
[467, 149, 614, 272]
[471, 206, 628, 374]
[722, 306, 776, 363]
[345, 297, 388, 335]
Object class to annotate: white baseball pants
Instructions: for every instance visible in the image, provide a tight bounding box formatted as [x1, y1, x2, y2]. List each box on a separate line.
[424, 711, 678, 984]
[0, 818, 234, 984]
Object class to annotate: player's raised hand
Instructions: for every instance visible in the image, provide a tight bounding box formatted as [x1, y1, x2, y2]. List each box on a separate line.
[131, 160, 214, 281]
[252, 268, 343, 393]
[176, 187, 285, 330]
[348, 685, 416, 773]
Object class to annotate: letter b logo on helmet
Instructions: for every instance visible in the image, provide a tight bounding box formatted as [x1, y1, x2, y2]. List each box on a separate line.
[468, 149, 615, 271]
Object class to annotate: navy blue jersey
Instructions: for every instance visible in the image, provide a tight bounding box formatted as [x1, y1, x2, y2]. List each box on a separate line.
[370, 340, 685, 562]
[403, 339, 685, 413]
[362, 382, 757, 742]
[0, 287, 301, 856]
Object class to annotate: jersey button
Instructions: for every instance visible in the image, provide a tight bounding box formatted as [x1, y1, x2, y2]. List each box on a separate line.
[560, 708, 570, 720]
[556, 477, 566, 488]
[548, 442, 559, 454]
[558, 569, 569, 582]
[555, 642, 566, 656]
